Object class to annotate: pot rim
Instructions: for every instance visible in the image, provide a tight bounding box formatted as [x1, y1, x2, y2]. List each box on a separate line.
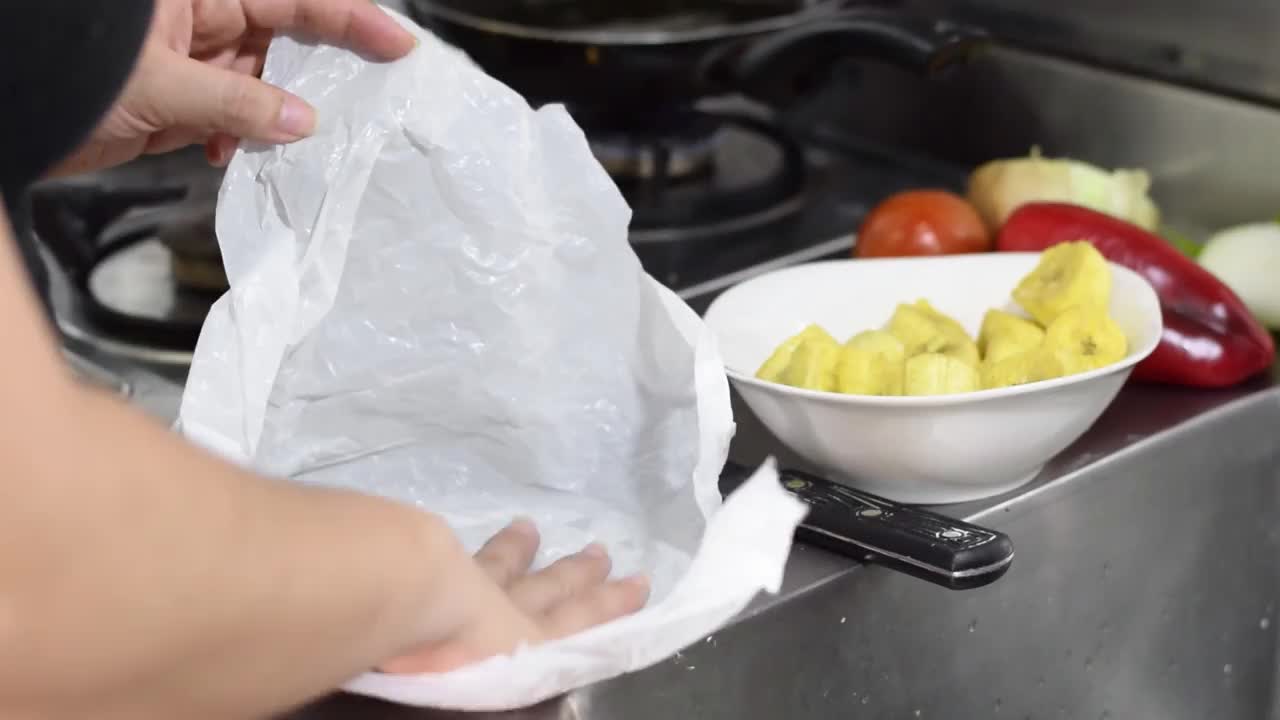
[409, 0, 846, 46]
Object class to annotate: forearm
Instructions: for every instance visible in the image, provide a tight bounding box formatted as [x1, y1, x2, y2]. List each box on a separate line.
[0, 384, 470, 718]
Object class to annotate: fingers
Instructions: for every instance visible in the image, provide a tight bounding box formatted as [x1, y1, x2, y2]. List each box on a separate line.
[378, 642, 471, 676]
[144, 127, 208, 157]
[542, 576, 651, 640]
[509, 544, 612, 614]
[148, 51, 316, 144]
[473, 518, 540, 587]
[243, 0, 417, 61]
[204, 134, 239, 167]
[201, 36, 271, 167]
[379, 534, 649, 677]
[132, 3, 415, 160]
[504, 542, 649, 639]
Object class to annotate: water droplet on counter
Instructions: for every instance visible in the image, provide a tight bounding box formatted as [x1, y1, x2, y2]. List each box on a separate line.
[1261, 617, 1271, 630]
[1037, 676, 1046, 688]
[1084, 656, 1094, 671]
[914, 711, 922, 718]
[861, 696, 871, 705]
[1101, 561, 1111, 578]
[968, 619, 978, 633]
[994, 698, 1003, 712]
[1224, 664, 1233, 675]
[840, 616, 847, 624]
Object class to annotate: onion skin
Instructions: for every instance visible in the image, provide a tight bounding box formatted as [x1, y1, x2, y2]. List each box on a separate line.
[1197, 223, 1280, 331]
[967, 153, 1160, 233]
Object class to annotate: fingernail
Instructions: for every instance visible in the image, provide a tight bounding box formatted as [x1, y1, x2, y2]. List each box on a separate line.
[582, 543, 609, 558]
[507, 516, 537, 535]
[204, 142, 225, 167]
[275, 96, 316, 140]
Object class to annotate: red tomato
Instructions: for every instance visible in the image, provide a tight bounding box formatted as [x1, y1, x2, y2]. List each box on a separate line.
[854, 190, 991, 258]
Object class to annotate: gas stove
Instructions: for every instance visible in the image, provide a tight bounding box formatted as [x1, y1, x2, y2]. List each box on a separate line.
[36, 99, 966, 386]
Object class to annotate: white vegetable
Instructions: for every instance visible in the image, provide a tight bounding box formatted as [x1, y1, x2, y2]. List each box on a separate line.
[1198, 222, 1280, 329]
[967, 148, 1160, 231]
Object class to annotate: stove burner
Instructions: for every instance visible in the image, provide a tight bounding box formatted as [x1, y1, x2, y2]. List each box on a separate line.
[571, 108, 809, 245]
[157, 202, 226, 292]
[30, 178, 223, 358]
[589, 112, 721, 181]
[85, 225, 220, 348]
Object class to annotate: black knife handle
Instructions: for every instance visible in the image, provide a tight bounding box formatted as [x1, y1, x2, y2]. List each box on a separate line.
[721, 462, 1014, 591]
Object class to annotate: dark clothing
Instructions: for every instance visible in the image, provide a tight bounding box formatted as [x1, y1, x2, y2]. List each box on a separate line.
[0, 0, 155, 307]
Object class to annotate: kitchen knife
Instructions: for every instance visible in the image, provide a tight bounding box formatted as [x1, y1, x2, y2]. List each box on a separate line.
[720, 461, 1014, 590]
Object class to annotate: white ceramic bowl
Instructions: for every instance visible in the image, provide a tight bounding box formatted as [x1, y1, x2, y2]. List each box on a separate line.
[703, 252, 1163, 505]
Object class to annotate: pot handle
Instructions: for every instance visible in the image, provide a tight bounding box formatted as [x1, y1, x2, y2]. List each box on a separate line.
[709, 9, 990, 106]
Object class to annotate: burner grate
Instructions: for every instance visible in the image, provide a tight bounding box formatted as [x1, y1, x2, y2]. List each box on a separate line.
[572, 107, 809, 245]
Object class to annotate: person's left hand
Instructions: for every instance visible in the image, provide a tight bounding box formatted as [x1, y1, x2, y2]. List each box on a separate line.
[52, 0, 417, 176]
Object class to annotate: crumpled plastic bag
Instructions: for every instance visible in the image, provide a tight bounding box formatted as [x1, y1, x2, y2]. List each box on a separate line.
[175, 9, 806, 712]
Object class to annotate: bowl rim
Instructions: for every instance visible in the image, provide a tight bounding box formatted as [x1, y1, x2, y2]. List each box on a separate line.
[707, 253, 1164, 408]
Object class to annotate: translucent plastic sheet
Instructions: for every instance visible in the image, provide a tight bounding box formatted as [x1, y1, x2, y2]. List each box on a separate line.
[176, 10, 805, 711]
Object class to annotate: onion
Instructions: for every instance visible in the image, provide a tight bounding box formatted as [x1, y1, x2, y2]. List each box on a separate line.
[967, 148, 1160, 232]
[1198, 222, 1280, 329]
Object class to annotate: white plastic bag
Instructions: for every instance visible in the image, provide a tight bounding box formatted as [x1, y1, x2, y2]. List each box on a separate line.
[176, 10, 806, 711]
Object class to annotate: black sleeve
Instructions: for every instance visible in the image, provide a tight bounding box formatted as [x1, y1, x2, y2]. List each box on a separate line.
[0, 0, 155, 191]
[0, 0, 155, 311]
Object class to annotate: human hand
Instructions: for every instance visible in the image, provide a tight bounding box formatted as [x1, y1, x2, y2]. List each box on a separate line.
[381, 519, 651, 675]
[52, 0, 417, 176]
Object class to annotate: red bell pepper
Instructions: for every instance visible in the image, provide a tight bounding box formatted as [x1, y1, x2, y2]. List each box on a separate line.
[996, 202, 1275, 388]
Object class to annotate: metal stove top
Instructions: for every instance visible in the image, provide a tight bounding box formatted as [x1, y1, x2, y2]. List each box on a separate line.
[40, 101, 965, 387]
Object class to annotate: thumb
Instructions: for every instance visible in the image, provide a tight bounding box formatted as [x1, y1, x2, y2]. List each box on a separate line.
[149, 53, 316, 144]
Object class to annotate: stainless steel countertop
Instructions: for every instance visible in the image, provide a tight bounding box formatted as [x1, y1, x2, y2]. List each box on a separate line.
[66, 312, 1280, 718]
[280, 361, 1280, 719]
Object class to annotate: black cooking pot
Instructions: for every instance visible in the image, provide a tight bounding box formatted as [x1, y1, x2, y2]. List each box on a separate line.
[407, 0, 988, 112]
